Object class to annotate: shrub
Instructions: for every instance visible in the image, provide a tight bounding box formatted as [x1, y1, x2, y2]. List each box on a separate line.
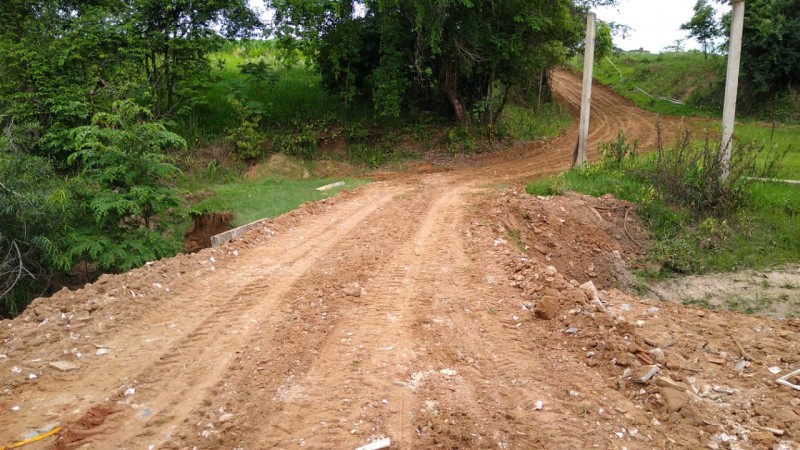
[225, 98, 269, 161]
[66, 99, 186, 272]
[648, 123, 784, 215]
[0, 148, 74, 316]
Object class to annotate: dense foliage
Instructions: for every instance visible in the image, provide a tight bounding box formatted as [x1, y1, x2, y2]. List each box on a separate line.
[271, 0, 599, 126]
[0, 0, 257, 314]
[707, 0, 800, 119]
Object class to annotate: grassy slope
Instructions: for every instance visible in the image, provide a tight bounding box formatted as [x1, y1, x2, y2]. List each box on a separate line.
[587, 51, 800, 179]
[587, 51, 725, 117]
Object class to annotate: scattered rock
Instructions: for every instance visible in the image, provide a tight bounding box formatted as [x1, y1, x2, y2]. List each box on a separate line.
[355, 437, 391, 450]
[579, 281, 598, 301]
[439, 368, 458, 377]
[49, 361, 79, 372]
[661, 388, 688, 413]
[635, 366, 659, 384]
[342, 284, 363, 298]
[534, 296, 559, 320]
[219, 413, 234, 423]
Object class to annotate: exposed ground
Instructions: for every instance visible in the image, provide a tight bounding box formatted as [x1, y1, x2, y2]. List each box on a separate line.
[1, 72, 799, 450]
[655, 269, 800, 320]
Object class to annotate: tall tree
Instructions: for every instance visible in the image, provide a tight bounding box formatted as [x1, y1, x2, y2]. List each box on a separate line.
[129, 0, 260, 116]
[271, 0, 589, 127]
[681, 0, 721, 58]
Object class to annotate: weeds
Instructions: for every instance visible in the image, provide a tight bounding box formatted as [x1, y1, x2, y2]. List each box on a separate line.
[526, 126, 799, 276]
[649, 123, 785, 215]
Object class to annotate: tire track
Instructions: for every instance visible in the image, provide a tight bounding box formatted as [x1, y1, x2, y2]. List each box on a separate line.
[44, 184, 408, 448]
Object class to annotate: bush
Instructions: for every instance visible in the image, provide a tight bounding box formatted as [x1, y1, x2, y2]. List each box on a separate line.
[0, 149, 74, 316]
[66, 99, 186, 272]
[648, 123, 784, 215]
[225, 98, 269, 161]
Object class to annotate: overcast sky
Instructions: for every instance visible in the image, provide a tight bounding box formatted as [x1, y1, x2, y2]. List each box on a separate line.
[594, 0, 728, 53]
[247, 0, 730, 54]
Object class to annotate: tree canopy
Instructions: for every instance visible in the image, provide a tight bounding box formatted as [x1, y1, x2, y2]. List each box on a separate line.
[270, 0, 599, 126]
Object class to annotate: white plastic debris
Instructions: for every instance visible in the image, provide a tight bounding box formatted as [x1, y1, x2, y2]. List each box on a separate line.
[28, 373, 37, 380]
[96, 348, 110, 356]
[209, 257, 216, 263]
[124, 387, 136, 396]
[769, 367, 782, 374]
[534, 400, 544, 410]
[233, 250, 239, 257]
[439, 368, 458, 377]
[355, 437, 391, 450]
[11, 366, 21, 374]
[11, 405, 20, 411]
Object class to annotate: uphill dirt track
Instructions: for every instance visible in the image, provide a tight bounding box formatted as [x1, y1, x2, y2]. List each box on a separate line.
[2, 72, 799, 450]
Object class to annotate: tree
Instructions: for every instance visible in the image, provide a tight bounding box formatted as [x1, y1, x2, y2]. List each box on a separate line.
[66, 100, 186, 272]
[128, 0, 260, 116]
[271, 0, 590, 127]
[681, 0, 721, 58]
[716, 0, 799, 114]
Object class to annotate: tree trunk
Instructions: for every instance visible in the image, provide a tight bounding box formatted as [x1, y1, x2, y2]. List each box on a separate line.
[537, 69, 545, 110]
[443, 64, 470, 127]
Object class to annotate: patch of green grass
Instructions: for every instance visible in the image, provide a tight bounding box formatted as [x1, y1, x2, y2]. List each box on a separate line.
[526, 134, 800, 276]
[584, 50, 800, 125]
[194, 176, 369, 227]
[734, 122, 800, 178]
[683, 295, 714, 309]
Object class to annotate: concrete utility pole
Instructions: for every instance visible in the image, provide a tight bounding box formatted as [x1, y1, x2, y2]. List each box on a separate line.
[575, 12, 596, 168]
[721, 1, 745, 181]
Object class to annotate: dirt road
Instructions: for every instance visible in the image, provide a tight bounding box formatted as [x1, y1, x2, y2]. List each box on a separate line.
[1, 72, 798, 449]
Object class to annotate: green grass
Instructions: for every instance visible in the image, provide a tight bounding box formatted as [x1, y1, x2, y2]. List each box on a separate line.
[734, 122, 800, 178]
[498, 102, 573, 142]
[581, 50, 725, 118]
[194, 176, 369, 226]
[526, 140, 800, 276]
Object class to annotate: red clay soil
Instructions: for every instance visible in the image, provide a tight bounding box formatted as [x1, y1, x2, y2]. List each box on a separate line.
[0, 71, 797, 450]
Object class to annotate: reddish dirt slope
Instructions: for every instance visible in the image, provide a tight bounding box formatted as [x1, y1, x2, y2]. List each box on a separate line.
[1, 71, 798, 450]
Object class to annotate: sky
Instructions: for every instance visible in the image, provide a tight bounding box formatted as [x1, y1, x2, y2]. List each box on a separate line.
[594, 0, 728, 53]
[247, 0, 729, 54]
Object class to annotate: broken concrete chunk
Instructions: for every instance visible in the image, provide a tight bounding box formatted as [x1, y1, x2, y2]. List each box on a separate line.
[635, 366, 660, 384]
[355, 437, 391, 450]
[49, 361, 79, 372]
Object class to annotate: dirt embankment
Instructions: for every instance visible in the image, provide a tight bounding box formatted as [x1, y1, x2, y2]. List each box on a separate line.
[0, 71, 798, 450]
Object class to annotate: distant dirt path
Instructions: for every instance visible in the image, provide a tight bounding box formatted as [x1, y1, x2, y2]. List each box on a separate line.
[1, 72, 797, 450]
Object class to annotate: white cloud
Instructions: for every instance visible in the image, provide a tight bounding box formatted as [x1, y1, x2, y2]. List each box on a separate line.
[594, 0, 729, 53]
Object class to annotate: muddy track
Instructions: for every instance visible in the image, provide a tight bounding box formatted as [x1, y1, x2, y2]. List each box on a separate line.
[1, 71, 797, 450]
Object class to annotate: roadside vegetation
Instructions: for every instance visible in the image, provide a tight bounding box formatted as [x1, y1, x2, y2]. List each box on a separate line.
[527, 128, 799, 279]
[194, 177, 369, 228]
